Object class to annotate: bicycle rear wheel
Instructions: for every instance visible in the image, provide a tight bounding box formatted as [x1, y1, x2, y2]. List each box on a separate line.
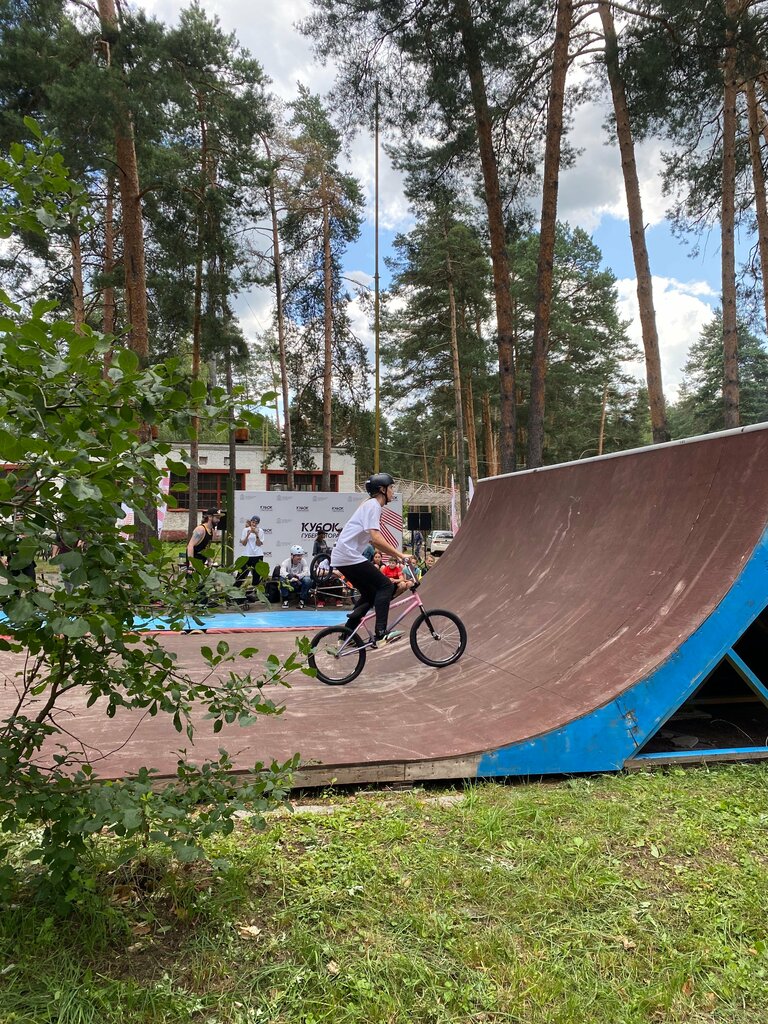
[308, 626, 366, 685]
[409, 609, 467, 667]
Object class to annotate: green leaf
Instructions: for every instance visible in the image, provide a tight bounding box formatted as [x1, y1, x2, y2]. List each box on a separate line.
[60, 618, 90, 638]
[23, 116, 43, 139]
[35, 207, 58, 229]
[122, 808, 143, 830]
[118, 348, 140, 373]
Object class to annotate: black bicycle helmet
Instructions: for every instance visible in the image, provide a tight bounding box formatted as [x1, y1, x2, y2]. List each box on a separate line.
[365, 472, 395, 499]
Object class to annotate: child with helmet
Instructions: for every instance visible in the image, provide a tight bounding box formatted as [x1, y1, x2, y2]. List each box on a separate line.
[279, 544, 312, 607]
[331, 473, 411, 646]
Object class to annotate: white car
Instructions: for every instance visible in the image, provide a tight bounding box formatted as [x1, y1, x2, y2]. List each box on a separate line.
[429, 530, 454, 556]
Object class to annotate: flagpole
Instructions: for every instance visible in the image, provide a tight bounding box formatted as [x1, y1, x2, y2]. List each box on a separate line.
[374, 81, 381, 474]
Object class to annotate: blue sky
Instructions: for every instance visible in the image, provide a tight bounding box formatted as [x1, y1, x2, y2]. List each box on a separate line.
[142, 0, 749, 401]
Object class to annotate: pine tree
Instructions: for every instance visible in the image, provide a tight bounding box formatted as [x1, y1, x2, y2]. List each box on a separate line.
[669, 312, 768, 436]
[281, 87, 366, 490]
[302, 0, 557, 472]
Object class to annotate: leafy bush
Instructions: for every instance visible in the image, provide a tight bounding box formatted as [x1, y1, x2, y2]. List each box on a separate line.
[0, 121, 303, 898]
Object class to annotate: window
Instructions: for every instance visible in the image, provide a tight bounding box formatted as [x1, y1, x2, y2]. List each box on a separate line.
[266, 471, 340, 492]
[170, 471, 246, 510]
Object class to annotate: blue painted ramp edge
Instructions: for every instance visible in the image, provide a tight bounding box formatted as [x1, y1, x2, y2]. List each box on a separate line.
[477, 526, 768, 778]
[136, 609, 348, 632]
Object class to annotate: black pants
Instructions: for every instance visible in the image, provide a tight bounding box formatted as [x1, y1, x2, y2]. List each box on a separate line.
[236, 555, 263, 588]
[338, 559, 395, 637]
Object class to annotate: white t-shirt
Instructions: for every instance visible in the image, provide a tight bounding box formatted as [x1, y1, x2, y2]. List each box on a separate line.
[280, 555, 309, 579]
[240, 526, 264, 557]
[331, 498, 382, 566]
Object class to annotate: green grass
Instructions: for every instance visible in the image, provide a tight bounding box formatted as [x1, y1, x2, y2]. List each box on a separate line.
[2, 765, 768, 1023]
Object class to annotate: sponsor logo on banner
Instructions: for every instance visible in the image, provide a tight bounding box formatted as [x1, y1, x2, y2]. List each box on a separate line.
[233, 492, 402, 568]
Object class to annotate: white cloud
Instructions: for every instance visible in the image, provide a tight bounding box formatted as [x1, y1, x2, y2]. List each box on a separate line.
[616, 276, 717, 399]
[232, 285, 274, 341]
[347, 290, 374, 358]
[137, 0, 710, 414]
[141, 0, 331, 99]
[557, 97, 668, 232]
[345, 268, 374, 289]
[347, 135, 413, 233]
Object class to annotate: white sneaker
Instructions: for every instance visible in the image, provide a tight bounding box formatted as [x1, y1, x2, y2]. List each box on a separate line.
[299, 600, 305, 608]
[374, 629, 404, 647]
[282, 601, 289, 609]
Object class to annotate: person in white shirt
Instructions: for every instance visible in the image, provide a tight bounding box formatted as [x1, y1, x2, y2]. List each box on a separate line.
[331, 473, 411, 646]
[236, 515, 264, 589]
[280, 545, 312, 607]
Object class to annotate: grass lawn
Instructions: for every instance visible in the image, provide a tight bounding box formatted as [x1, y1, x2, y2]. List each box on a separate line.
[2, 765, 768, 1023]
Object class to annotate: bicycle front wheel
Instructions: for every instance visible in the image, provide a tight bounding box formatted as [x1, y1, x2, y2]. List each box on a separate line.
[308, 626, 366, 685]
[410, 609, 467, 667]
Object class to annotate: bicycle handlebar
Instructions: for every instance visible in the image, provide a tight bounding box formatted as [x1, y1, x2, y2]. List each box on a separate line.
[401, 561, 420, 586]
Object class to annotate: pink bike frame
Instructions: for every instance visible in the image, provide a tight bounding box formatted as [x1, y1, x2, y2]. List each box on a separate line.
[347, 563, 424, 645]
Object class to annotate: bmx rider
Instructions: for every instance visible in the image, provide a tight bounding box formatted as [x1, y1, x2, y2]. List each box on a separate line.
[331, 473, 411, 646]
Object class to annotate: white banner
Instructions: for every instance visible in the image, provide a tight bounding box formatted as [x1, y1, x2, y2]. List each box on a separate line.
[233, 491, 403, 566]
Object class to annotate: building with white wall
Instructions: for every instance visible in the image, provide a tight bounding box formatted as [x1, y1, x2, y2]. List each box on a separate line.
[161, 442, 357, 540]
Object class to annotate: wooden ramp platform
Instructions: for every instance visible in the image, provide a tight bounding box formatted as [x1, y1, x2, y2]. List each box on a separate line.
[2, 425, 767, 784]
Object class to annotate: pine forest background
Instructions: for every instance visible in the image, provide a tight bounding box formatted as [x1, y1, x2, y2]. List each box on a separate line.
[2, 0, 768, 522]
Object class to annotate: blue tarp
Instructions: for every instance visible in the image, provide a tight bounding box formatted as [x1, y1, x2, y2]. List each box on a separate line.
[0, 608, 348, 633]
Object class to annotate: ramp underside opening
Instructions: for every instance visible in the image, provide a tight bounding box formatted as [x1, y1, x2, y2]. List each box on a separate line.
[638, 604, 768, 756]
[733, 605, 768, 681]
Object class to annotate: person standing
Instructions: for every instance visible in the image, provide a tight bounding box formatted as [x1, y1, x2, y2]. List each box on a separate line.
[236, 515, 264, 588]
[186, 507, 220, 573]
[51, 530, 84, 594]
[331, 473, 412, 646]
[313, 529, 330, 557]
[413, 529, 424, 560]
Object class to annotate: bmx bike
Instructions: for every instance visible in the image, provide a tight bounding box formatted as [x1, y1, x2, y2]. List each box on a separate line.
[307, 564, 467, 685]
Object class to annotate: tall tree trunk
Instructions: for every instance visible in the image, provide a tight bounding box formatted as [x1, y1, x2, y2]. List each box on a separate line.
[454, 0, 517, 472]
[224, 332, 236, 566]
[445, 262, 467, 518]
[97, 0, 148, 361]
[597, 383, 609, 456]
[481, 390, 497, 477]
[321, 173, 334, 491]
[102, 173, 116, 375]
[745, 79, 768, 336]
[187, 239, 204, 536]
[722, 0, 740, 428]
[188, 100, 209, 536]
[98, 0, 153, 548]
[114, 134, 149, 364]
[464, 377, 479, 483]
[528, 0, 572, 469]
[421, 440, 430, 486]
[755, 94, 768, 148]
[598, 1, 668, 444]
[265, 145, 294, 490]
[70, 212, 85, 333]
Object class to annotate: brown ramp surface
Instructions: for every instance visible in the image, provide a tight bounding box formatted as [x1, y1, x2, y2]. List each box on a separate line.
[3, 426, 767, 783]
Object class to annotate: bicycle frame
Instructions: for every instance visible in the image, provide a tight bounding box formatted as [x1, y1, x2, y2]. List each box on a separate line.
[333, 563, 427, 658]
